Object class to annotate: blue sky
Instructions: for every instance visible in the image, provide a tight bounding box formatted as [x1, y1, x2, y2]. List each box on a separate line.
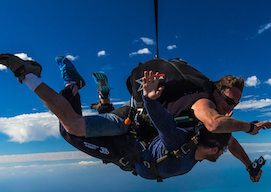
[0, 0, 271, 191]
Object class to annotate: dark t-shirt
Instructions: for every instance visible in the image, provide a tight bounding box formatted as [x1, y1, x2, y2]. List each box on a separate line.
[166, 92, 215, 127]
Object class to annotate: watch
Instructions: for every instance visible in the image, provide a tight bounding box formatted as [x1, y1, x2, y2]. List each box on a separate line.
[246, 123, 255, 133]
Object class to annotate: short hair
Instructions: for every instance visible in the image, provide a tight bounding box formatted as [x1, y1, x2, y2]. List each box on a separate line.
[213, 75, 244, 93]
[198, 128, 231, 149]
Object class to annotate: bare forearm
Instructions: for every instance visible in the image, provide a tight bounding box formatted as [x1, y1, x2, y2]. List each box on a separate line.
[229, 137, 251, 168]
[210, 115, 250, 133]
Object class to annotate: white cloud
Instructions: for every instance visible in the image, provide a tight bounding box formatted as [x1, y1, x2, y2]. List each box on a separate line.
[167, 45, 177, 50]
[242, 95, 255, 99]
[129, 48, 151, 56]
[0, 151, 91, 163]
[14, 53, 33, 61]
[137, 48, 151, 54]
[241, 143, 271, 154]
[258, 112, 271, 117]
[245, 76, 260, 87]
[109, 98, 121, 101]
[78, 160, 98, 165]
[66, 55, 78, 61]
[265, 79, 271, 86]
[264, 155, 271, 160]
[235, 98, 271, 110]
[140, 37, 154, 45]
[0, 112, 59, 143]
[82, 109, 99, 116]
[97, 50, 106, 57]
[259, 107, 271, 112]
[0, 109, 97, 143]
[258, 22, 271, 34]
[241, 143, 271, 147]
[0, 160, 102, 179]
[112, 101, 129, 106]
[0, 64, 7, 70]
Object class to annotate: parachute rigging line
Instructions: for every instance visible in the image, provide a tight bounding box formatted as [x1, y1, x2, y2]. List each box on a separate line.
[154, 0, 159, 59]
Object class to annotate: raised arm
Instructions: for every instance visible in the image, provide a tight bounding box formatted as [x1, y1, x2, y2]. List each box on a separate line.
[142, 71, 173, 135]
[142, 71, 183, 149]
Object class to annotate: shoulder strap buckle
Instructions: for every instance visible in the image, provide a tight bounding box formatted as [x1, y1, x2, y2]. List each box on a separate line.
[139, 141, 147, 151]
[172, 144, 190, 158]
[119, 157, 129, 166]
[191, 135, 199, 144]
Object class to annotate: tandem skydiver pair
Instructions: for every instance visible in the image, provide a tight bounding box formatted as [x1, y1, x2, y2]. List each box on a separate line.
[0, 54, 270, 182]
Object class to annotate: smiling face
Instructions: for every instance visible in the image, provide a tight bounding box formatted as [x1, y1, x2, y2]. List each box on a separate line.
[214, 87, 242, 115]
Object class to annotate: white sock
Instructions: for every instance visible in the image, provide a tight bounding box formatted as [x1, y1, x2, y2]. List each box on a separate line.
[23, 73, 42, 91]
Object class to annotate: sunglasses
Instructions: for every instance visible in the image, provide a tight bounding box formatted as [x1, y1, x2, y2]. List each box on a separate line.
[222, 93, 238, 106]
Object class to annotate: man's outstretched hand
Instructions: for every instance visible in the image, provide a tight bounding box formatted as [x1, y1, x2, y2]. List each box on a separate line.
[142, 71, 164, 100]
[250, 120, 271, 135]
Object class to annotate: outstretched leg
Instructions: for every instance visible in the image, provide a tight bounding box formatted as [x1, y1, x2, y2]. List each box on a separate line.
[0, 54, 86, 136]
[34, 82, 86, 136]
[0, 54, 128, 138]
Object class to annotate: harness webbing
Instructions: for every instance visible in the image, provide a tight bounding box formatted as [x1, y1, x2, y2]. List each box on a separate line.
[154, 0, 159, 59]
[117, 97, 203, 182]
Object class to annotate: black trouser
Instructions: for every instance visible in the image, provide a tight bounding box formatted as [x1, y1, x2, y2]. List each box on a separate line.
[98, 103, 115, 114]
[59, 85, 134, 170]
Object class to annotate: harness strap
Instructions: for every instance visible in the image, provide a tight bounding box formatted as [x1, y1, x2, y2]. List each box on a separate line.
[115, 96, 203, 182]
[156, 130, 200, 164]
[117, 140, 147, 169]
[150, 162, 163, 182]
[172, 134, 199, 158]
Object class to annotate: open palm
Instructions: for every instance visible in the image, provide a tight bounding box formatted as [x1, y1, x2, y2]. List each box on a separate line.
[142, 71, 164, 100]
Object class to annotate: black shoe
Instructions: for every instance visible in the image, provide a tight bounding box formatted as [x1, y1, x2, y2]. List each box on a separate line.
[0, 53, 42, 83]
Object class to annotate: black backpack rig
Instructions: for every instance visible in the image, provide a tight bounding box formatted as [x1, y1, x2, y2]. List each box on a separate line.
[110, 58, 214, 181]
[125, 57, 213, 138]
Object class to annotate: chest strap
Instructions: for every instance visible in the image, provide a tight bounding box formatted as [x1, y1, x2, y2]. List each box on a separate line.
[148, 129, 200, 182]
[156, 131, 199, 164]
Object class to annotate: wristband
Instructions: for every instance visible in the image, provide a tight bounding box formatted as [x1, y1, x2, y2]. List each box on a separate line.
[246, 123, 255, 133]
